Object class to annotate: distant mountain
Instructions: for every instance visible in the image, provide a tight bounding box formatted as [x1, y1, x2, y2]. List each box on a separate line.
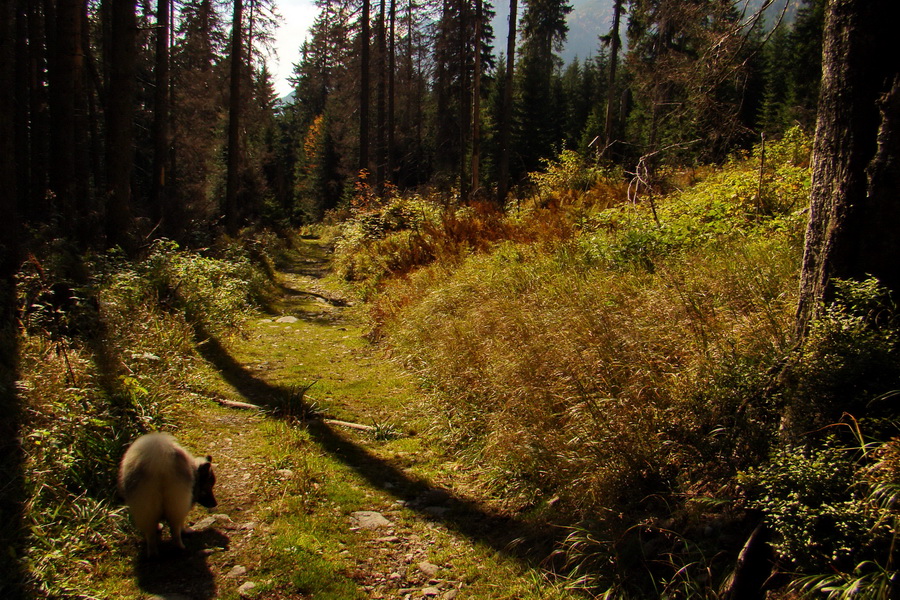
[490, 0, 804, 64]
[278, 89, 296, 107]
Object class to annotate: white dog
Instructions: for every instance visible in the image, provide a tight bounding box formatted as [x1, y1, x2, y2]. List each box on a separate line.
[118, 432, 217, 556]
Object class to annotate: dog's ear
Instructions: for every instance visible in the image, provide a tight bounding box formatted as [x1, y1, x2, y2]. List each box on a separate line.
[206, 455, 213, 464]
[198, 460, 212, 477]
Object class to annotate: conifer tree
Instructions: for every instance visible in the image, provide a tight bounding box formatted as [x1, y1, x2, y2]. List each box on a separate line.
[225, 0, 244, 235]
[171, 0, 227, 233]
[516, 0, 572, 173]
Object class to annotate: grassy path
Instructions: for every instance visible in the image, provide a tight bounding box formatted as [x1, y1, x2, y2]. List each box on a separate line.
[117, 238, 577, 600]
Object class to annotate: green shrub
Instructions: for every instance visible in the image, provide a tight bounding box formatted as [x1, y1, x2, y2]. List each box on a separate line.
[785, 277, 900, 433]
[740, 444, 888, 573]
[142, 239, 261, 331]
[529, 149, 618, 197]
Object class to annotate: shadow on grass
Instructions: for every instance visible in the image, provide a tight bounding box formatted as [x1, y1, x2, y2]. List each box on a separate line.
[191, 321, 561, 567]
[134, 528, 231, 599]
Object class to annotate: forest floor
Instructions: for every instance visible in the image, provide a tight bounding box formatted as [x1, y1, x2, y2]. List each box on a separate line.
[108, 237, 578, 600]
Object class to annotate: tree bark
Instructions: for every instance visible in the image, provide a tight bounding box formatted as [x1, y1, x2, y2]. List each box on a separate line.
[471, 0, 482, 197]
[795, 0, 900, 338]
[1, 0, 18, 280]
[359, 0, 370, 175]
[603, 0, 623, 157]
[387, 0, 396, 187]
[26, 1, 49, 219]
[152, 0, 170, 231]
[225, 0, 244, 236]
[457, 0, 470, 201]
[376, 0, 386, 194]
[50, 0, 89, 238]
[496, 0, 516, 205]
[105, 0, 137, 250]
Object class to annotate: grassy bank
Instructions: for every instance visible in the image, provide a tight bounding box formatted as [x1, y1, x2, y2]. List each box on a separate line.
[10, 234, 279, 597]
[334, 128, 900, 597]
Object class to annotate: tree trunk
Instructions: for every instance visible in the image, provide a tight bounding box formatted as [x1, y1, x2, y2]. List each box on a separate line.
[103, 0, 136, 249]
[1, 0, 18, 281]
[376, 0, 386, 194]
[225, 0, 243, 236]
[603, 0, 623, 157]
[26, 1, 49, 219]
[50, 0, 89, 239]
[457, 0, 469, 201]
[359, 0, 370, 175]
[496, 0, 517, 205]
[387, 0, 396, 187]
[471, 0, 482, 197]
[152, 0, 170, 231]
[13, 0, 28, 216]
[0, 6, 24, 591]
[795, 0, 900, 338]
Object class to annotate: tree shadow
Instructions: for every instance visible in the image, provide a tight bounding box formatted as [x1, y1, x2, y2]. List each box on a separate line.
[134, 527, 231, 599]
[0, 280, 27, 598]
[192, 322, 561, 567]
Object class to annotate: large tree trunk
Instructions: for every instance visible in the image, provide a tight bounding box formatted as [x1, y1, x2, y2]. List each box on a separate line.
[225, 0, 243, 236]
[26, 1, 49, 220]
[49, 0, 89, 239]
[105, 0, 137, 250]
[795, 0, 900, 338]
[0, 6, 25, 591]
[496, 0, 516, 205]
[1, 0, 17, 280]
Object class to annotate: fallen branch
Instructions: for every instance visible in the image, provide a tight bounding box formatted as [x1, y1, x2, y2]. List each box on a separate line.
[320, 418, 376, 432]
[215, 397, 263, 410]
[213, 397, 376, 431]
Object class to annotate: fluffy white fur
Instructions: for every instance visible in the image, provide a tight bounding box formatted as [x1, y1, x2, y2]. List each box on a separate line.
[118, 432, 211, 556]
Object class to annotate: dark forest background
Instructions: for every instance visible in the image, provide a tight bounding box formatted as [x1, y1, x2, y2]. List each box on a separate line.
[0, 0, 824, 250]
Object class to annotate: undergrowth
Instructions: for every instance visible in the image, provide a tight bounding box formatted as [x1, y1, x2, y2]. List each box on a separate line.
[333, 128, 900, 596]
[12, 234, 278, 598]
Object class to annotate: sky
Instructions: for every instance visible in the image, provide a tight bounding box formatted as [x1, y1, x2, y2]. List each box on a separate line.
[267, 0, 595, 99]
[271, 0, 318, 97]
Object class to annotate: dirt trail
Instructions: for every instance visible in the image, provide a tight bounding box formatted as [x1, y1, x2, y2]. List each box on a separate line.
[130, 238, 568, 600]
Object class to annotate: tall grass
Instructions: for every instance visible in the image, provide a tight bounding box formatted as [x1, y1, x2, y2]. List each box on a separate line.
[14, 236, 276, 597]
[330, 129, 900, 594]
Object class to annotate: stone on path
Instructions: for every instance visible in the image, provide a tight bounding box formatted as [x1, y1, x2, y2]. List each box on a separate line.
[422, 587, 441, 597]
[350, 510, 392, 530]
[237, 581, 258, 597]
[192, 513, 233, 530]
[418, 561, 440, 577]
[274, 315, 299, 323]
[227, 565, 248, 578]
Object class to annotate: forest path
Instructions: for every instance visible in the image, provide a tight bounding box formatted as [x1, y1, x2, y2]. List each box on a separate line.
[130, 237, 574, 600]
